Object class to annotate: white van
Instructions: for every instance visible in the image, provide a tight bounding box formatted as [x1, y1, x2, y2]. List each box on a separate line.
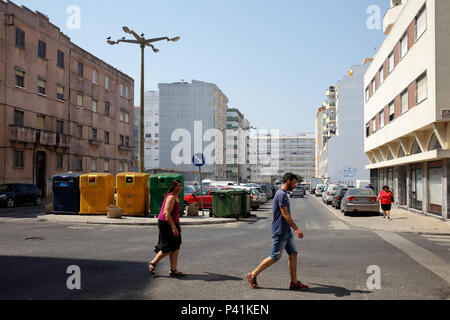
[356, 180, 371, 189]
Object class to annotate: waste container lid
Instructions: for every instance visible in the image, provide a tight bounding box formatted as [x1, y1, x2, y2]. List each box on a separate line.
[117, 172, 149, 177]
[52, 172, 80, 180]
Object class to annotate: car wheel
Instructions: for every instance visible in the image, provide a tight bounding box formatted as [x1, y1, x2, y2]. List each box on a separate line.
[34, 197, 42, 206]
[6, 198, 15, 208]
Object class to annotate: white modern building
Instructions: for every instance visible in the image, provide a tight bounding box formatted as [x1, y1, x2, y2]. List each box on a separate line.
[364, 0, 450, 220]
[159, 80, 228, 181]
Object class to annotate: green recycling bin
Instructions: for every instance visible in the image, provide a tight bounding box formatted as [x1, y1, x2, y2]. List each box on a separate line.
[212, 190, 241, 218]
[149, 173, 184, 217]
[240, 190, 251, 217]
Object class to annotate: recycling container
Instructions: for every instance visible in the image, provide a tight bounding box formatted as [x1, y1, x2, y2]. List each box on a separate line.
[240, 190, 251, 217]
[52, 173, 81, 214]
[149, 173, 184, 217]
[211, 190, 241, 218]
[79, 173, 115, 215]
[116, 172, 150, 217]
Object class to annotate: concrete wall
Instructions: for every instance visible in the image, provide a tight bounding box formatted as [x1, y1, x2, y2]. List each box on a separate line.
[328, 64, 370, 184]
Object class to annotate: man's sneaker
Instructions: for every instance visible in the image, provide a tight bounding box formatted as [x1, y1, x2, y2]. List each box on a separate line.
[247, 273, 260, 289]
[290, 281, 309, 291]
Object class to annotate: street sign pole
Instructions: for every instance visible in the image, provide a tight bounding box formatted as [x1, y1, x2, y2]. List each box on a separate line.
[193, 153, 206, 217]
[199, 167, 204, 216]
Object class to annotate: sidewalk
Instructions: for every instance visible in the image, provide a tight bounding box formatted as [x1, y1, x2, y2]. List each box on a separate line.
[312, 196, 450, 235]
[41, 212, 238, 226]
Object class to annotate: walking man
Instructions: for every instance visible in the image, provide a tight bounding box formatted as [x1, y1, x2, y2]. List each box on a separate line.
[247, 173, 309, 291]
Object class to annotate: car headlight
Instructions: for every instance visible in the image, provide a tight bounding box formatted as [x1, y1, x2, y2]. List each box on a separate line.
[0, 195, 6, 199]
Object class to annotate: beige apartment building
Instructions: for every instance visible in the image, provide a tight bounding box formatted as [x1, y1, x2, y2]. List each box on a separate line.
[0, 2, 134, 198]
[364, 0, 450, 220]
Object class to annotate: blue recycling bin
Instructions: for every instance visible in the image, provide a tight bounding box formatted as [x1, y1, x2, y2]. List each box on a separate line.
[52, 173, 81, 214]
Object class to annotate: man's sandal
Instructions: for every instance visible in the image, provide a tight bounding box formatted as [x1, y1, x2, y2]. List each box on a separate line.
[247, 273, 259, 289]
[169, 269, 186, 277]
[148, 263, 157, 275]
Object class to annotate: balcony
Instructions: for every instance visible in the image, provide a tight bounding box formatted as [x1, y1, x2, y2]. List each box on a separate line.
[9, 125, 70, 148]
[383, 2, 404, 35]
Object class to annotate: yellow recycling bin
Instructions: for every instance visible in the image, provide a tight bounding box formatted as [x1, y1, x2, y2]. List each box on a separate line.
[79, 173, 115, 215]
[116, 172, 150, 217]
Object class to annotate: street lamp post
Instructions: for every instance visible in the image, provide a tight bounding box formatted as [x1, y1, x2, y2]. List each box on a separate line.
[107, 27, 180, 173]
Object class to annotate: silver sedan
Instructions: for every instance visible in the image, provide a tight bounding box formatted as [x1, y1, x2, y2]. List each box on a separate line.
[341, 188, 380, 216]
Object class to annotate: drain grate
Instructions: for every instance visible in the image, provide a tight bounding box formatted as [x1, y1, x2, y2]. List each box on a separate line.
[25, 237, 46, 241]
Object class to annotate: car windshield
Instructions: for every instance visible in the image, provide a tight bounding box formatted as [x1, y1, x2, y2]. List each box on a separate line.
[333, 185, 344, 191]
[0, 185, 14, 192]
[349, 189, 374, 196]
[184, 186, 196, 194]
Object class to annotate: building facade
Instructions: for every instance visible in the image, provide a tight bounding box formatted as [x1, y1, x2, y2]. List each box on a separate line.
[159, 80, 228, 182]
[364, 0, 450, 220]
[0, 2, 134, 198]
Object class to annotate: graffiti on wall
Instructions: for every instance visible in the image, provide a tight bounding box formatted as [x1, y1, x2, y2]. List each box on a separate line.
[340, 168, 358, 178]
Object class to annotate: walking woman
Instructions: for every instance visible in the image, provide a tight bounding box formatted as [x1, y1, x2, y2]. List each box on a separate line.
[148, 179, 186, 277]
[377, 185, 394, 220]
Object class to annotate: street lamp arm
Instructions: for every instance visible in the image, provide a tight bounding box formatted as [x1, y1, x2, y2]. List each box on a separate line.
[116, 39, 142, 44]
[129, 30, 144, 42]
[144, 37, 171, 44]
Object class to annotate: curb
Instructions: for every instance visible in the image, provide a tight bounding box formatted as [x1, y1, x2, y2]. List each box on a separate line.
[38, 214, 239, 227]
[311, 195, 450, 236]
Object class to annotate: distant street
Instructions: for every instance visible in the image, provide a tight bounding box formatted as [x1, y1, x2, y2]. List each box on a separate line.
[0, 195, 449, 300]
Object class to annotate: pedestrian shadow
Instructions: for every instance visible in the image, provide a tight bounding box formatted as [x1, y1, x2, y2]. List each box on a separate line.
[261, 283, 372, 298]
[238, 216, 269, 225]
[154, 272, 243, 282]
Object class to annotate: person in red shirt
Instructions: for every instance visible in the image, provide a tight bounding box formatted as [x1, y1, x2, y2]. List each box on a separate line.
[377, 185, 394, 220]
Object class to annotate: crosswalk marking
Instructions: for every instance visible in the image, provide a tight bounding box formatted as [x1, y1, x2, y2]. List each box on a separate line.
[328, 220, 350, 230]
[421, 235, 450, 248]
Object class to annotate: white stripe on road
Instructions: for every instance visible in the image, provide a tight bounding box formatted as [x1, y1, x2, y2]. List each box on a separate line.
[305, 221, 321, 230]
[422, 235, 450, 242]
[328, 220, 350, 230]
[375, 231, 450, 284]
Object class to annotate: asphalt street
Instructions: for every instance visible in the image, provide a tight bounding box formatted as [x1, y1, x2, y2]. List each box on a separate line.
[0, 195, 449, 300]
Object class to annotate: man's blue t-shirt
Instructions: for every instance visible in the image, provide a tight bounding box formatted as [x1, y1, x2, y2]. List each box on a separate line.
[272, 189, 291, 235]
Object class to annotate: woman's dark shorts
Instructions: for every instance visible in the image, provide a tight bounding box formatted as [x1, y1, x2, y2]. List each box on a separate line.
[154, 220, 182, 254]
[381, 204, 392, 211]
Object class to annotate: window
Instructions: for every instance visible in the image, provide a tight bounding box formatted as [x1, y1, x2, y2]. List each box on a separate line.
[15, 70, 25, 88]
[76, 158, 82, 171]
[92, 100, 97, 113]
[388, 52, 394, 73]
[388, 102, 395, 122]
[371, 79, 376, 94]
[146, 134, 152, 138]
[14, 109, 24, 126]
[105, 102, 110, 117]
[120, 84, 124, 97]
[37, 78, 46, 95]
[56, 120, 63, 134]
[125, 86, 129, 98]
[155, 133, 159, 138]
[411, 140, 421, 155]
[92, 70, 97, 84]
[104, 159, 110, 172]
[56, 154, 63, 169]
[77, 94, 83, 107]
[78, 62, 83, 77]
[365, 87, 370, 102]
[92, 128, 97, 141]
[91, 158, 97, 171]
[104, 131, 110, 144]
[57, 50, 64, 68]
[366, 124, 370, 137]
[379, 67, 384, 86]
[400, 32, 408, 59]
[15, 28, 25, 49]
[14, 150, 23, 168]
[120, 135, 124, 146]
[77, 125, 83, 139]
[429, 134, 443, 151]
[125, 136, 129, 147]
[105, 76, 110, 90]
[37, 114, 45, 130]
[416, 72, 427, 104]
[38, 40, 46, 59]
[120, 110, 124, 122]
[371, 118, 376, 133]
[415, 6, 427, 41]
[124, 112, 129, 123]
[379, 110, 384, 128]
[57, 85, 64, 101]
[401, 89, 409, 114]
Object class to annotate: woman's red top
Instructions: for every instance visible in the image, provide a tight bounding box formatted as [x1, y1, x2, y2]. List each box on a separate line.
[379, 190, 393, 205]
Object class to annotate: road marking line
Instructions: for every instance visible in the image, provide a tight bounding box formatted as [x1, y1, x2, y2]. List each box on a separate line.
[328, 220, 350, 230]
[375, 231, 450, 284]
[422, 235, 450, 241]
[305, 222, 321, 230]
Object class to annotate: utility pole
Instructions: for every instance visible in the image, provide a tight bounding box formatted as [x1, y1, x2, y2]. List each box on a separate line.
[107, 27, 179, 172]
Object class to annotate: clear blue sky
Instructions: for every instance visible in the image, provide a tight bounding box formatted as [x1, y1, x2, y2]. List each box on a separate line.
[14, 0, 389, 135]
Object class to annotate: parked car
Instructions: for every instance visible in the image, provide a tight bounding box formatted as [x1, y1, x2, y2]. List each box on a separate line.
[332, 187, 348, 210]
[315, 184, 326, 197]
[184, 187, 228, 210]
[184, 185, 198, 196]
[245, 184, 268, 203]
[290, 187, 305, 198]
[324, 184, 347, 205]
[230, 186, 261, 211]
[0, 184, 43, 208]
[261, 184, 273, 200]
[340, 188, 380, 216]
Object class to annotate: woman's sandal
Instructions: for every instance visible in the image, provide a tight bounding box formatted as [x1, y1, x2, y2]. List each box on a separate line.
[148, 263, 157, 275]
[169, 269, 186, 277]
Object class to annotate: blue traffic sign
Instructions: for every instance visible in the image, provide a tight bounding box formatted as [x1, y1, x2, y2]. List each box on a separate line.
[192, 153, 206, 167]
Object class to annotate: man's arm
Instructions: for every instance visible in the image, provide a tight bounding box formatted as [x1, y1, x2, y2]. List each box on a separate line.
[280, 207, 304, 239]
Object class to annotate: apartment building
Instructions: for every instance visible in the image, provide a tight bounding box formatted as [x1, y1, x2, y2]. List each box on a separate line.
[0, 2, 134, 197]
[159, 80, 228, 182]
[364, 0, 450, 219]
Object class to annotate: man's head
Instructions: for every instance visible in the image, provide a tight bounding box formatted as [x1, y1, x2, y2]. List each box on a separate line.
[283, 173, 297, 192]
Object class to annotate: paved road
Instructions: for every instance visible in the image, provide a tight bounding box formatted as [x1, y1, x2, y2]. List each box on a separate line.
[0, 195, 449, 300]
